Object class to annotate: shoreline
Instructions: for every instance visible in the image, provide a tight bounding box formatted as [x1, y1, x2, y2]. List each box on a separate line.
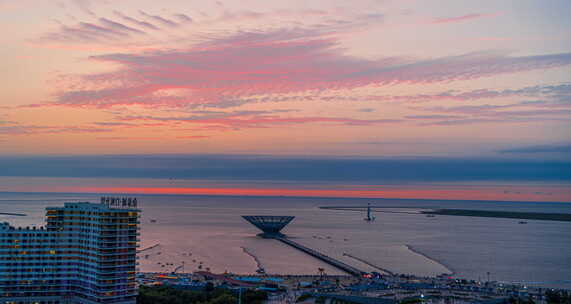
[405, 244, 455, 276]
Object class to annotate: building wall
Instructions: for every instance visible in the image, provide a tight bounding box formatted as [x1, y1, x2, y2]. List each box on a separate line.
[0, 200, 140, 304]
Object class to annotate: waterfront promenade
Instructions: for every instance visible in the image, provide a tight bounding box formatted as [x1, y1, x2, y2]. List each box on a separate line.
[138, 270, 565, 304]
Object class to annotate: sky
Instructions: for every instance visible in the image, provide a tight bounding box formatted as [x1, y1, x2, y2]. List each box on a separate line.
[0, 0, 570, 200]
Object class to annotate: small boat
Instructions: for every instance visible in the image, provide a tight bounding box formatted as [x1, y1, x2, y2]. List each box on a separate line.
[256, 268, 266, 274]
[150, 219, 157, 223]
[518, 221, 528, 224]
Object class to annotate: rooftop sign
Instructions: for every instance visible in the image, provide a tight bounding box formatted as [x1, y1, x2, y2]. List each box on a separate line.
[101, 196, 138, 209]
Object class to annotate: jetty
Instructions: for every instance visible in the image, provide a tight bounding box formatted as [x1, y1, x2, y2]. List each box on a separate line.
[423, 209, 571, 222]
[242, 215, 366, 277]
[277, 237, 364, 277]
[0, 212, 26, 216]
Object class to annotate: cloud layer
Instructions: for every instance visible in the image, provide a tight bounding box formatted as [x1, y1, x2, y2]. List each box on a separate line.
[50, 29, 571, 110]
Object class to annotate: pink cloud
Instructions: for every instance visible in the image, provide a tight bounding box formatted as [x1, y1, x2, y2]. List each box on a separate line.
[139, 10, 179, 28]
[113, 11, 160, 30]
[95, 136, 164, 140]
[0, 124, 113, 135]
[72, 0, 96, 16]
[119, 112, 401, 130]
[48, 29, 571, 110]
[39, 20, 139, 43]
[176, 135, 211, 139]
[410, 100, 571, 126]
[431, 12, 502, 24]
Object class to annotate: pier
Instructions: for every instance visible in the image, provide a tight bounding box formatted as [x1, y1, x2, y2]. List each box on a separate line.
[277, 237, 364, 277]
[242, 215, 366, 277]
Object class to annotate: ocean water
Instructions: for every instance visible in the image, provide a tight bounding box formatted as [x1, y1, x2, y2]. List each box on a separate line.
[1, 192, 570, 288]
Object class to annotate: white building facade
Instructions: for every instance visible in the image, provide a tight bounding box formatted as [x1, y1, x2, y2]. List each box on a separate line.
[0, 198, 140, 304]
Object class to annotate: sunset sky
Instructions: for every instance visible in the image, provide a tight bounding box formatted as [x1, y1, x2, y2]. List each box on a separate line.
[1, 0, 570, 200]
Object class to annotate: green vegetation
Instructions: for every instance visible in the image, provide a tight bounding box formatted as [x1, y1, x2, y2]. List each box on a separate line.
[138, 285, 268, 304]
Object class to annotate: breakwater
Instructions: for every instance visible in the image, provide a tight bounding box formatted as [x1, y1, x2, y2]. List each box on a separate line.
[277, 237, 364, 277]
[0, 212, 26, 216]
[319, 205, 571, 222]
[423, 209, 571, 222]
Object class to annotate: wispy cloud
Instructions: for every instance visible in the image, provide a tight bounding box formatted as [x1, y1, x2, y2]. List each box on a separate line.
[173, 13, 193, 23]
[419, 117, 570, 126]
[431, 12, 502, 24]
[411, 102, 571, 125]
[71, 0, 95, 16]
[0, 124, 112, 135]
[39, 18, 146, 43]
[405, 115, 464, 120]
[176, 135, 211, 139]
[98, 17, 146, 35]
[139, 10, 179, 28]
[119, 111, 402, 130]
[499, 144, 571, 154]
[47, 29, 571, 110]
[113, 11, 160, 31]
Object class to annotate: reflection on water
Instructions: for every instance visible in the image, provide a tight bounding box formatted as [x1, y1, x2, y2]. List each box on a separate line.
[1, 192, 570, 288]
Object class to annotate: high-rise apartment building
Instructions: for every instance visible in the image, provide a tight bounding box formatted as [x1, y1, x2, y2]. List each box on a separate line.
[0, 197, 140, 304]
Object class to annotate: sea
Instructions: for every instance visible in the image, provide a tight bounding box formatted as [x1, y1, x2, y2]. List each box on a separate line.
[1, 192, 570, 289]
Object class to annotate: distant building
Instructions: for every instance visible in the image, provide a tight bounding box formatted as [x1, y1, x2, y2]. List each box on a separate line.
[0, 197, 140, 304]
